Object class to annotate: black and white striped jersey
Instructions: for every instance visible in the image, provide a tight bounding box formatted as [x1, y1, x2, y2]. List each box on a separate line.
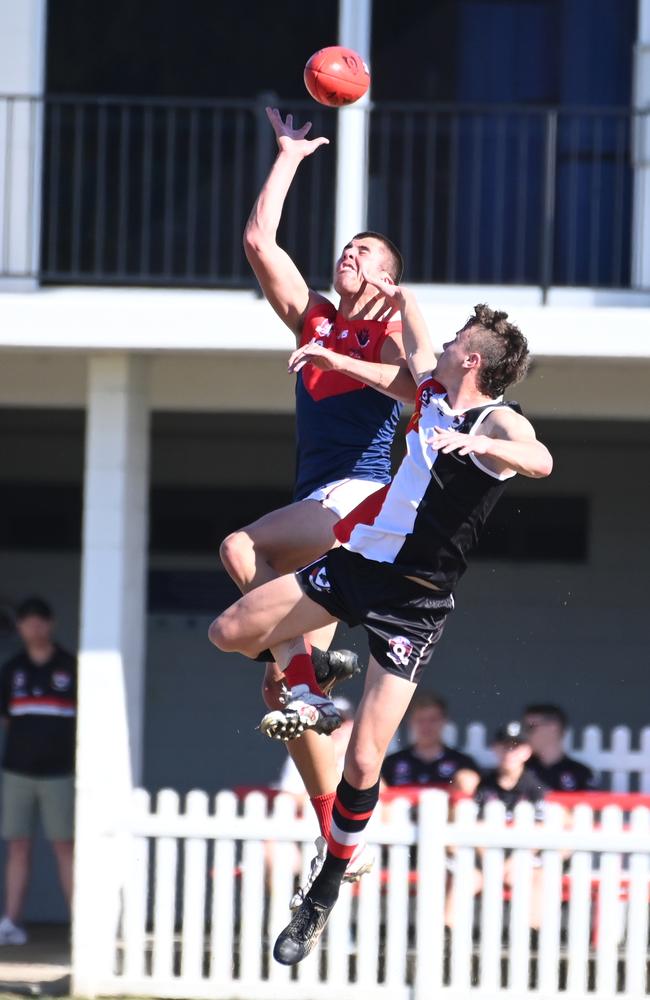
[342, 375, 519, 593]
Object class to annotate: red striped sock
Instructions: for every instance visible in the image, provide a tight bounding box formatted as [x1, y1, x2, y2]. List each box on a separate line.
[310, 792, 335, 839]
[308, 776, 380, 906]
[283, 652, 323, 696]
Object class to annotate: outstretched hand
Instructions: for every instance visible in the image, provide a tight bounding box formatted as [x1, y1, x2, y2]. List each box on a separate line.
[266, 107, 330, 158]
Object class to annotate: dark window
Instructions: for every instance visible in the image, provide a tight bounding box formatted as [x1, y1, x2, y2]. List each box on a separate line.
[0, 483, 82, 551]
[149, 487, 292, 554]
[476, 496, 588, 562]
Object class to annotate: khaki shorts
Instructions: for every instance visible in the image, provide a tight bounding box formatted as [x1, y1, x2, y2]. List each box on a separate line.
[1, 771, 75, 841]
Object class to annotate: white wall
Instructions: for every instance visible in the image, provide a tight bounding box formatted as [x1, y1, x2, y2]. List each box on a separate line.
[2, 349, 650, 420]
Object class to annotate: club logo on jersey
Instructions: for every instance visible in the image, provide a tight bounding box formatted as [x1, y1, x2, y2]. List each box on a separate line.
[315, 319, 334, 338]
[439, 761, 456, 778]
[387, 635, 414, 667]
[308, 566, 331, 593]
[349, 350, 363, 360]
[560, 772, 577, 790]
[356, 328, 370, 347]
[51, 671, 72, 691]
[12, 671, 27, 693]
[395, 760, 412, 780]
[337, 329, 349, 340]
[420, 386, 434, 408]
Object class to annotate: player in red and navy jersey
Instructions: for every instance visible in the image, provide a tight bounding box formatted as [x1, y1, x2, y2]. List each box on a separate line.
[210, 275, 553, 964]
[215, 108, 414, 876]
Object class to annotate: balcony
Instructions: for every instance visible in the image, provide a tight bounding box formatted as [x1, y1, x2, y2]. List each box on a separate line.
[0, 94, 647, 293]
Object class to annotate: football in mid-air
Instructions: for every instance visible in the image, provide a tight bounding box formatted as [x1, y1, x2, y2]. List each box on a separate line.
[304, 46, 370, 107]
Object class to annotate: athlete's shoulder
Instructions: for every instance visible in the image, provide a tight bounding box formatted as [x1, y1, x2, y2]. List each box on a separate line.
[482, 401, 536, 440]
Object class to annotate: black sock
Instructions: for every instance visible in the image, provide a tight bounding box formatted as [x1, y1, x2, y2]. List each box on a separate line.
[307, 775, 380, 908]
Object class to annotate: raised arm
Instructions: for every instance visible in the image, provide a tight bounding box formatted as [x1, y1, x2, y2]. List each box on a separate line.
[355, 269, 437, 384]
[243, 108, 330, 337]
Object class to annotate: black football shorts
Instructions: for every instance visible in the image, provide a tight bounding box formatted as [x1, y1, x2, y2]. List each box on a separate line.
[296, 547, 453, 683]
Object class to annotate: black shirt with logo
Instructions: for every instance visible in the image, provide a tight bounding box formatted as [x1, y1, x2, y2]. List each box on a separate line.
[0, 646, 77, 777]
[526, 754, 597, 793]
[381, 744, 480, 787]
[474, 768, 547, 821]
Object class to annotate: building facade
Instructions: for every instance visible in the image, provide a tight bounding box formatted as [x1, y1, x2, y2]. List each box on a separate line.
[1, 0, 650, 925]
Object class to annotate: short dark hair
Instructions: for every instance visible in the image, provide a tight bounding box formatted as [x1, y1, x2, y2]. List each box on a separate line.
[409, 690, 448, 717]
[16, 596, 53, 621]
[465, 303, 530, 397]
[352, 230, 404, 283]
[523, 703, 568, 730]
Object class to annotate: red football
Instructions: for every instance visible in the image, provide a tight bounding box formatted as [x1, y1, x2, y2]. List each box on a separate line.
[304, 46, 370, 107]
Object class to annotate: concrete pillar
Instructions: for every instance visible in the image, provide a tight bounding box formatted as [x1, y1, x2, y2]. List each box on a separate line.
[632, 0, 650, 288]
[0, 0, 47, 286]
[72, 354, 150, 995]
[333, 0, 373, 263]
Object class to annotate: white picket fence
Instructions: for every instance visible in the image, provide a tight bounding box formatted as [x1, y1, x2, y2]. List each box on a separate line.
[72, 787, 650, 999]
[444, 724, 650, 792]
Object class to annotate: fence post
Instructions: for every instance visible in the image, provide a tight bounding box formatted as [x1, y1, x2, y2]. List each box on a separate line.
[414, 790, 448, 999]
[540, 109, 558, 302]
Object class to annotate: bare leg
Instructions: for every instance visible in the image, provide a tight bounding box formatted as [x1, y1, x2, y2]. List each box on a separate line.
[3, 839, 31, 923]
[51, 840, 73, 908]
[220, 502, 341, 795]
[343, 657, 418, 788]
[220, 499, 339, 653]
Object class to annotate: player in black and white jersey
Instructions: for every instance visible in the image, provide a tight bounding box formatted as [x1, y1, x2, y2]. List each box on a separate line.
[210, 275, 553, 965]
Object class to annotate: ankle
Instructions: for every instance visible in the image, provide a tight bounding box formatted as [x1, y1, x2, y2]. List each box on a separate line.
[283, 652, 323, 697]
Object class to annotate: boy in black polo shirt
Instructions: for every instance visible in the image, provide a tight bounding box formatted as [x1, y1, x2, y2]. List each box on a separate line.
[522, 703, 597, 793]
[382, 691, 480, 794]
[0, 598, 76, 945]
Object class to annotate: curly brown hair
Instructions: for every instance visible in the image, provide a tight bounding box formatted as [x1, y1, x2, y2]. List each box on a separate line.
[465, 303, 530, 397]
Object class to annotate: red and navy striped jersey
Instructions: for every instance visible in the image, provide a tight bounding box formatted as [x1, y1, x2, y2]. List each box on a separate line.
[336, 376, 519, 592]
[294, 300, 403, 501]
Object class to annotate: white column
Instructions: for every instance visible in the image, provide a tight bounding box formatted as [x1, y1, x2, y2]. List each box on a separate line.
[0, 0, 46, 286]
[72, 354, 150, 997]
[632, 0, 650, 288]
[333, 0, 373, 263]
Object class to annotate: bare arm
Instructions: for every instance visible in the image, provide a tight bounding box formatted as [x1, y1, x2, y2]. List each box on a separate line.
[359, 270, 437, 383]
[287, 330, 417, 403]
[243, 108, 330, 336]
[430, 407, 553, 479]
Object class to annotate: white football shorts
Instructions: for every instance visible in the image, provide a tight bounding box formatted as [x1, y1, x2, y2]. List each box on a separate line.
[302, 477, 385, 520]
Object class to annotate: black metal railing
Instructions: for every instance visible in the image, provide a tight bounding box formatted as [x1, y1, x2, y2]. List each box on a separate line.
[0, 94, 645, 291]
[368, 102, 639, 289]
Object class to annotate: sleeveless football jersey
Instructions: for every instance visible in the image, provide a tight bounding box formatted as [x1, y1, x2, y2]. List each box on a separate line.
[339, 375, 519, 592]
[293, 300, 403, 501]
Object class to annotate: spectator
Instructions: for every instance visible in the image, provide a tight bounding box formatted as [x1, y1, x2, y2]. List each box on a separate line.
[446, 722, 547, 930]
[0, 598, 76, 946]
[474, 722, 547, 821]
[522, 703, 597, 792]
[382, 691, 480, 794]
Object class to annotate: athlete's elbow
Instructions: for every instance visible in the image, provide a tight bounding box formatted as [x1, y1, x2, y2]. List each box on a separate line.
[243, 224, 272, 259]
[531, 447, 553, 478]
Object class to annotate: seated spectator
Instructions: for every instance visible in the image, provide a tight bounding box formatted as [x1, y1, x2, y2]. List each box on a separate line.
[474, 722, 547, 820]
[446, 722, 546, 930]
[382, 691, 480, 794]
[522, 703, 598, 792]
